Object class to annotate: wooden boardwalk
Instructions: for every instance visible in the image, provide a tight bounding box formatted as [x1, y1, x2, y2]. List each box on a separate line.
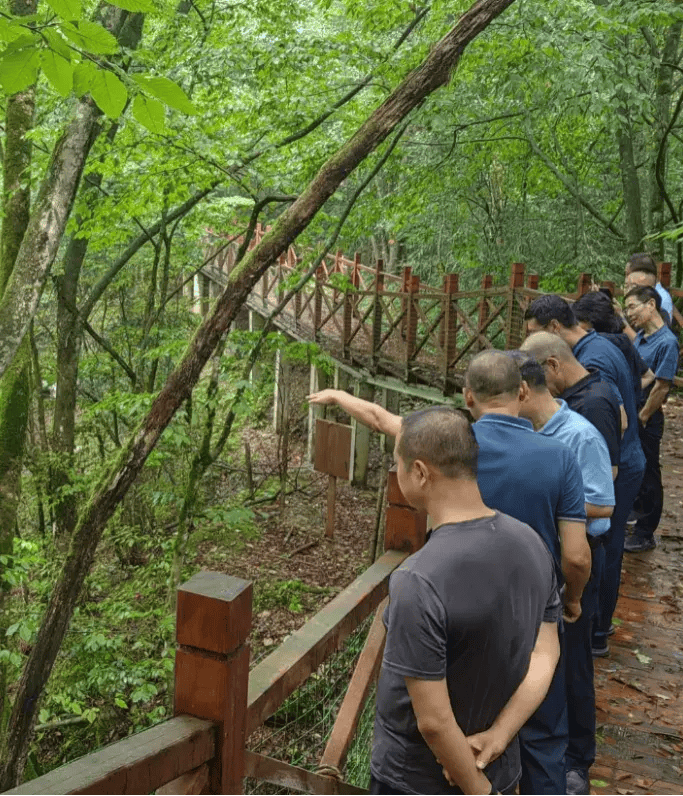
[592, 396, 683, 795]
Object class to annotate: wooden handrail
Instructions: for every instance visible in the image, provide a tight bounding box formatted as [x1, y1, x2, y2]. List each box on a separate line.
[4, 716, 216, 795]
[246, 549, 406, 735]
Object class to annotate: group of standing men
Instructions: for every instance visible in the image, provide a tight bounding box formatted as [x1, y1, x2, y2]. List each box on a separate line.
[307, 252, 679, 795]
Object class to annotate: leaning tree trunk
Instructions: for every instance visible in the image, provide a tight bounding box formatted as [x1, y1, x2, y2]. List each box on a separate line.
[0, 0, 517, 785]
[0, 0, 37, 738]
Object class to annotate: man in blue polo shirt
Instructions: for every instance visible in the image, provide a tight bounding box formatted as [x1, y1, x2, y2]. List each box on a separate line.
[511, 352, 614, 796]
[624, 286, 680, 552]
[519, 332, 638, 659]
[463, 351, 590, 795]
[625, 253, 674, 326]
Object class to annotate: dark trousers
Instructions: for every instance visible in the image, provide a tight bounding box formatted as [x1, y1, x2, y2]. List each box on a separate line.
[518, 623, 568, 794]
[593, 465, 644, 647]
[631, 411, 664, 539]
[566, 538, 603, 771]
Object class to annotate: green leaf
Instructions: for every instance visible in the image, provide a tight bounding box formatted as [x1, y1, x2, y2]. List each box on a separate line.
[62, 21, 118, 55]
[132, 94, 165, 133]
[0, 45, 40, 94]
[44, 29, 73, 59]
[0, 18, 22, 42]
[18, 624, 32, 643]
[634, 649, 651, 665]
[72, 60, 98, 96]
[45, 0, 82, 21]
[134, 75, 197, 114]
[107, 0, 155, 11]
[611, 617, 622, 626]
[41, 50, 74, 96]
[114, 697, 128, 709]
[90, 69, 127, 117]
[590, 780, 608, 789]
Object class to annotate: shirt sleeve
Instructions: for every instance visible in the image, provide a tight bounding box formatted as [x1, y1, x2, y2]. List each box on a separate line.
[542, 563, 562, 624]
[577, 434, 615, 507]
[383, 567, 448, 681]
[653, 337, 679, 382]
[582, 397, 621, 467]
[557, 449, 587, 522]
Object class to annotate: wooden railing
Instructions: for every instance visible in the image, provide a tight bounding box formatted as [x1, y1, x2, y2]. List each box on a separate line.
[4, 472, 425, 796]
[199, 225, 682, 393]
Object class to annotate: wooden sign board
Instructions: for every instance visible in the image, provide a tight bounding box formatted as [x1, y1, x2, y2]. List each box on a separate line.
[314, 419, 352, 480]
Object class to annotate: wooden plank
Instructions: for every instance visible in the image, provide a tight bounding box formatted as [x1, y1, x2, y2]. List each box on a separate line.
[5, 716, 216, 795]
[326, 474, 337, 538]
[156, 763, 210, 794]
[314, 419, 352, 480]
[318, 599, 387, 772]
[246, 550, 406, 735]
[245, 751, 368, 794]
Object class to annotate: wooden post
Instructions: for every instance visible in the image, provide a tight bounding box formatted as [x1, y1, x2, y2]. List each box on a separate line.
[352, 382, 374, 487]
[477, 274, 493, 352]
[526, 274, 539, 290]
[384, 469, 427, 554]
[400, 266, 412, 339]
[404, 274, 420, 382]
[326, 475, 337, 539]
[314, 266, 324, 341]
[294, 257, 302, 329]
[441, 274, 459, 393]
[248, 311, 265, 384]
[576, 272, 592, 297]
[383, 389, 399, 454]
[173, 571, 252, 794]
[600, 280, 616, 296]
[505, 263, 525, 350]
[343, 258, 357, 359]
[372, 259, 384, 373]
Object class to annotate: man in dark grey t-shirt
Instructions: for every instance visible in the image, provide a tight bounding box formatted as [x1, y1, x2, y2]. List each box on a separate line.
[369, 407, 561, 795]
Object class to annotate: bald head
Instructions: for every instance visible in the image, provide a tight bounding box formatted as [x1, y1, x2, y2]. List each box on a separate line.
[520, 331, 575, 364]
[465, 350, 521, 400]
[397, 406, 477, 480]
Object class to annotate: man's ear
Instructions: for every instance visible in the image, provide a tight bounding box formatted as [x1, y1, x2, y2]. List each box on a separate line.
[464, 387, 475, 408]
[412, 459, 430, 485]
[548, 319, 561, 335]
[518, 381, 530, 403]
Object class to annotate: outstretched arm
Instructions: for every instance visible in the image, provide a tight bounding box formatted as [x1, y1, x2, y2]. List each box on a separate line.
[466, 621, 560, 770]
[307, 389, 402, 437]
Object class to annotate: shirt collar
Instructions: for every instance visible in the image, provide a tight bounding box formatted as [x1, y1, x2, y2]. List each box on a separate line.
[539, 399, 569, 435]
[559, 368, 600, 401]
[572, 328, 596, 355]
[474, 413, 534, 432]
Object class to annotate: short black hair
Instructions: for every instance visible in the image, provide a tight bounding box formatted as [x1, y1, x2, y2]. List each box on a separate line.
[627, 253, 657, 277]
[507, 350, 546, 390]
[397, 406, 477, 480]
[465, 350, 521, 399]
[625, 285, 661, 311]
[524, 294, 577, 329]
[573, 291, 622, 333]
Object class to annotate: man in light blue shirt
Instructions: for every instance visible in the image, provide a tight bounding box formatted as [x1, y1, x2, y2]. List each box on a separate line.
[510, 351, 614, 796]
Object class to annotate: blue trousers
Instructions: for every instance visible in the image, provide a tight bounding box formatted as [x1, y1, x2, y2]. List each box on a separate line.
[631, 411, 664, 539]
[566, 539, 603, 771]
[593, 465, 644, 647]
[518, 623, 568, 794]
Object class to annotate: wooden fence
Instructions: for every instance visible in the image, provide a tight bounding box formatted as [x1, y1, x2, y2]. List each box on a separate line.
[4, 472, 426, 796]
[199, 226, 682, 393]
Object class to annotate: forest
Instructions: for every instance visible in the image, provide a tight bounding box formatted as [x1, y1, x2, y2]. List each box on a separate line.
[1, 0, 682, 788]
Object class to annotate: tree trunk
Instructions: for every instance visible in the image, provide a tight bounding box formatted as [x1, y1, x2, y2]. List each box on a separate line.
[0, 0, 517, 784]
[0, 0, 37, 739]
[647, 21, 683, 258]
